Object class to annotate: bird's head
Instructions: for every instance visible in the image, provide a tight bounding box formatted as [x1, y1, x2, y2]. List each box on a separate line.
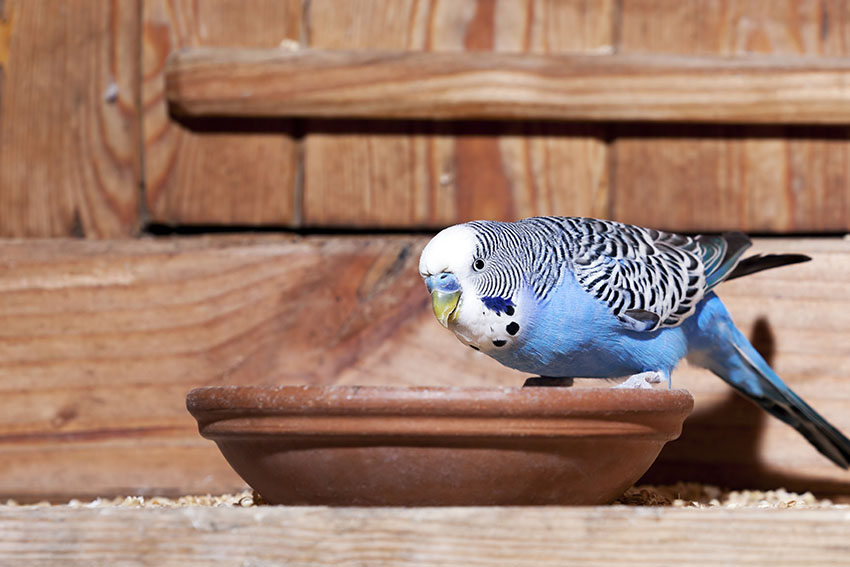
[418, 224, 479, 328]
[419, 222, 527, 353]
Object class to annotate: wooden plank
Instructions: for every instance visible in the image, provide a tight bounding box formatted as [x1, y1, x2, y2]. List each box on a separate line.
[142, 0, 300, 227]
[168, 48, 850, 123]
[0, 235, 849, 500]
[0, 234, 474, 500]
[613, 0, 850, 232]
[0, 0, 140, 237]
[2, 506, 850, 566]
[300, 0, 613, 228]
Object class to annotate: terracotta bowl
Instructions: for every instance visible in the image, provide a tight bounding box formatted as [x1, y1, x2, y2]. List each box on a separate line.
[186, 385, 693, 506]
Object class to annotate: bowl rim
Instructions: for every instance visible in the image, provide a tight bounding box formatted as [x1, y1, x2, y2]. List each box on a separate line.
[187, 385, 693, 415]
[186, 386, 693, 440]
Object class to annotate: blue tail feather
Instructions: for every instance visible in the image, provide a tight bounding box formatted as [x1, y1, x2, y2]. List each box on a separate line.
[724, 327, 850, 469]
[688, 294, 850, 469]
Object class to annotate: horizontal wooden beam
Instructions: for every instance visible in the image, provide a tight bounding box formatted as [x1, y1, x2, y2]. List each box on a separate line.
[167, 48, 850, 124]
[1, 236, 849, 500]
[3, 506, 850, 566]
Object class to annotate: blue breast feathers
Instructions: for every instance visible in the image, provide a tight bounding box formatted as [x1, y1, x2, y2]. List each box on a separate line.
[481, 296, 515, 315]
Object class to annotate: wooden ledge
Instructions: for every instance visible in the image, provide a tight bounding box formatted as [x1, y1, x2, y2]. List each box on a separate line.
[166, 48, 850, 124]
[3, 505, 850, 565]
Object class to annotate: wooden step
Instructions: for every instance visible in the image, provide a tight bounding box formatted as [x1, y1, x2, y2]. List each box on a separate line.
[3, 505, 850, 566]
[167, 48, 850, 123]
[1, 236, 848, 500]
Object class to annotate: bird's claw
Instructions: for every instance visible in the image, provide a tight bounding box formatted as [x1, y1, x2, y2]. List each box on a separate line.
[613, 371, 664, 389]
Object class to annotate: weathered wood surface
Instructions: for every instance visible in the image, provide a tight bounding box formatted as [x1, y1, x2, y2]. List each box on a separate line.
[3, 506, 850, 566]
[0, 236, 848, 500]
[142, 0, 301, 226]
[4, 0, 850, 233]
[613, 0, 850, 233]
[0, 234, 435, 500]
[300, 0, 612, 228]
[0, 0, 141, 237]
[168, 48, 850, 123]
[159, 0, 850, 232]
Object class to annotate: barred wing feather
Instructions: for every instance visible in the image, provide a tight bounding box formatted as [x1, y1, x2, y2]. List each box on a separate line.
[533, 218, 752, 332]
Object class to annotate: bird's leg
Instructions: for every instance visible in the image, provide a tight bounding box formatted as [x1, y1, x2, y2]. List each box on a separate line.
[523, 376, 575, 388]
[613, 371, 665, 390]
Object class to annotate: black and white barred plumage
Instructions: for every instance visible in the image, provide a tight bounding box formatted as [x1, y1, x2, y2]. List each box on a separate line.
[466, 217, 751, 332]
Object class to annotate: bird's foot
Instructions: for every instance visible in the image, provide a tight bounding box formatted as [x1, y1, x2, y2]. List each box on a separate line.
[523, 376, 575, 388]
[613, 371, 664, 390]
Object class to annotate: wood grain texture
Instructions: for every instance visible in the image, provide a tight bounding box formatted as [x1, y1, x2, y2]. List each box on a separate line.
[3, 506, 850, 566]
[0, 234, 490, 500]
[168, 48, 850, 123]
[301, 0, 612, 229]
[0, 235, 849, 500]
[0, 0, 140, 237]
[142, 0, 300, 226]
[613, 0, 850, 232]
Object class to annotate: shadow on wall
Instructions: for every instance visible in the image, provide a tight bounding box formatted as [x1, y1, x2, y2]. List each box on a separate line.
[170, 112, 850, 142]
[641, 317, 850, 496]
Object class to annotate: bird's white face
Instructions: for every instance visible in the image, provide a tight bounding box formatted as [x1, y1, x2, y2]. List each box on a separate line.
[419, 224, 479, 283]
[419, 224, 528, 354]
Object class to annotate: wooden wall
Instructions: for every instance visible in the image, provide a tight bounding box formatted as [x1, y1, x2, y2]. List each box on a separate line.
[0, 0, 141, 237]
[1, 0, 850, 500]
[614, 0, 850, 233]
[143, 0, 301, 226]
[3, 0, 850, 235]
[0, 235, 848, 501]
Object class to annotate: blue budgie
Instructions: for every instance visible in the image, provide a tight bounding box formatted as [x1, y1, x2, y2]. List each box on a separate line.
[419, 216, 850, 468]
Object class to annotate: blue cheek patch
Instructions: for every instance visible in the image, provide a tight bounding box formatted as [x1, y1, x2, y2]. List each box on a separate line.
[481, 296, 515, 315]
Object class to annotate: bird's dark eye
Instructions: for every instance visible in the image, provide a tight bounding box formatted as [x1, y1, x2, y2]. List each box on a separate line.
[473, 259, 486, 271]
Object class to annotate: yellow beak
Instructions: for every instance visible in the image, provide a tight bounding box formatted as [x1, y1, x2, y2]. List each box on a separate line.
[430, 288, 460, 328]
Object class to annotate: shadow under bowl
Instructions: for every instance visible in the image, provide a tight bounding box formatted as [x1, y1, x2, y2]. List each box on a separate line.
[186, 385, 693, 506]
